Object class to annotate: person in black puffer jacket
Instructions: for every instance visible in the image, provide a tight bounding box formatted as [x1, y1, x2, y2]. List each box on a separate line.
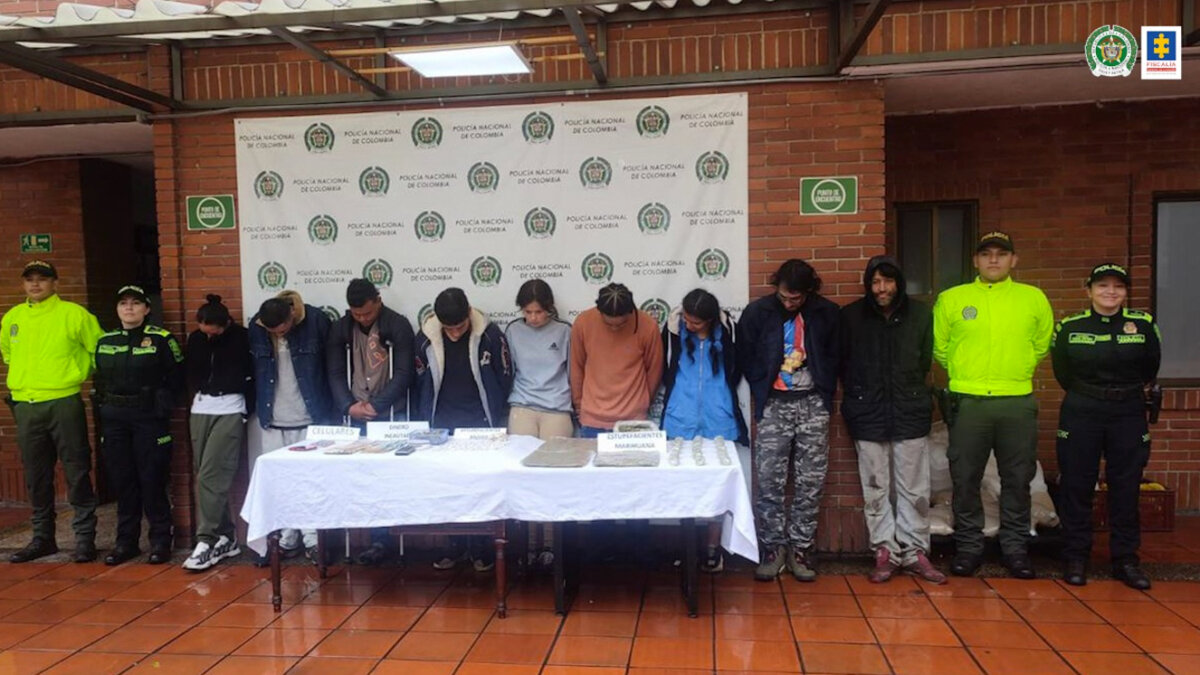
[839, 255, 942, 585]
[182, 295, 254, 572]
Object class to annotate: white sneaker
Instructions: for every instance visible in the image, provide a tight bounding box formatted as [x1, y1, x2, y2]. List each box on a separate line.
[182, 536, 242, 572]
[279, 528, 302, 552]
[211, 535, 242, 563]
[182, 542, 215, 572]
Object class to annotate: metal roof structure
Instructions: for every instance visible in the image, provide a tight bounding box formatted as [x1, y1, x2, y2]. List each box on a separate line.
[0, 0, 889, 114]
[0, 0, 784, 43]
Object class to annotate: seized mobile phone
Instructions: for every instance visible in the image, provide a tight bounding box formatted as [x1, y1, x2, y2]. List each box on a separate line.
[391, 441, 416, 456]
[287, 443, 318, 452]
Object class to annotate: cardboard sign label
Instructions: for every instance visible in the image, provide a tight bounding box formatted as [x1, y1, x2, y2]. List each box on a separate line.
[305, 425, 361, 442]
[366, 421, 430, 440]
[453, 428, 507, 440]
[598, 430, 667, 453]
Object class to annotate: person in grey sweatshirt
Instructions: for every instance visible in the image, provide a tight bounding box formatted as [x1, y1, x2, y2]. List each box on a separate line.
[505, 279, 574, 439]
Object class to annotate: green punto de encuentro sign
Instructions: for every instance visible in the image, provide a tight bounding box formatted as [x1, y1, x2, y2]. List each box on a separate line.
[800, 176, 858, 215]
[186, 195, 236, 230]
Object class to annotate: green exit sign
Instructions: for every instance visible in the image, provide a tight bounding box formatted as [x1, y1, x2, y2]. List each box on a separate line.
[800, 176, 858, 215]
[186, 195, 236, 230]
[19, 233, 52, 254]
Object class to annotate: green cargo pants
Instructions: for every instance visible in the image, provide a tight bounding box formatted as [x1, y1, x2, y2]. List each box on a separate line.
[14, 394, 98, 544]
[947, 394, 1038, 557]
[189, 413, 246, 545]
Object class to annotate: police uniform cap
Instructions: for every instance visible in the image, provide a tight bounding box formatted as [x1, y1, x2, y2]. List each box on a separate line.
[976, 231, 1014, 253]
[116, 285, 151, 305]
[21, 260, 57, 279]
[1087, 262, 1131, 287]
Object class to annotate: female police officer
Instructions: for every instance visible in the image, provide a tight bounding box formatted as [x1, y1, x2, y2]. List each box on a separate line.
[94, 285, 184, 565]
[1051, 263, 1161, 589]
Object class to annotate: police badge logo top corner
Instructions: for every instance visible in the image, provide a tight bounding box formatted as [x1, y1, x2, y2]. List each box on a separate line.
[1141, 26, 1182, 80]
[1085, 25, 1138, 77]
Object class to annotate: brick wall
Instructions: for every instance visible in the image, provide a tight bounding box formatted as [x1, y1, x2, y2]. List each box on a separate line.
[0, 51, 154, 115]
[887, 98, 1200, 511]
[152, 79, 886, 550]
[861, 0, 1180, 56]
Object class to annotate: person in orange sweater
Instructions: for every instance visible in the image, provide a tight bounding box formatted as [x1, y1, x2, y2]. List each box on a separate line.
[570, 283, 664, 438]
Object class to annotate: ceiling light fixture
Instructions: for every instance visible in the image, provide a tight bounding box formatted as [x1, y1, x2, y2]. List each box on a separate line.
[390, 43, 532, 78]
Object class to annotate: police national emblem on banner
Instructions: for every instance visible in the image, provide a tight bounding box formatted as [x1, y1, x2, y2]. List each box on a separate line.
[1141, 26, 1182, 80]
[235, 94, 749, 325]
[1085, 25, 1138, 77]
[640, 298, 671, 328]
[308, 215, 338, 245]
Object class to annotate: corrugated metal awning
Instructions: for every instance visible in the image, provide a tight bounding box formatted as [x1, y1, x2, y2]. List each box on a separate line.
[0, 0, 778, 45]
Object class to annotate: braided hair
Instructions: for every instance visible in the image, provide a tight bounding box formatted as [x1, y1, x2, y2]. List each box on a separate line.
[195, 294, 231, 326]
[595, 282, 638, 332]
[680, 288, 722, 375]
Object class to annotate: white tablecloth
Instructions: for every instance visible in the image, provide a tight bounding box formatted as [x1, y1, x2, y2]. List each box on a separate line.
[240, 436, 758, 562]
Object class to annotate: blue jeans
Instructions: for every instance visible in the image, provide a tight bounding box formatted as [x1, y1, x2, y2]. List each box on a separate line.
[578, 426, 609, 439]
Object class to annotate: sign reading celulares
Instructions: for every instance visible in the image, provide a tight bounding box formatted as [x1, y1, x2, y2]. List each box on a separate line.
[235, 94, 748, 329]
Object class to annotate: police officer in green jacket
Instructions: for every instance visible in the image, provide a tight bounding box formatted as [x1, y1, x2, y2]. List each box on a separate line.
[1052, 263, 1160, 589]
[94, 285, 184, 565]
[1, 261, 104, 563]
[934, 232, 1054, 579]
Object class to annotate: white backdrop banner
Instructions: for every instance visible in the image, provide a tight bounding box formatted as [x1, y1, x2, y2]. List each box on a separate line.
[235, 93, 748, 329]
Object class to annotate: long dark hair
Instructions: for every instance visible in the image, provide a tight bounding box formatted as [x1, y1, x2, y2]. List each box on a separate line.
[771, 258, 822, 294]
[516, 278, 557, 318]
[680, 288, 722, 375]
[196, 294, 231, 326]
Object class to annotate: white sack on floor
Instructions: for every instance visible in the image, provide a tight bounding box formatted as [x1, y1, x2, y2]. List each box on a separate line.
[927, 421, 1059, 537]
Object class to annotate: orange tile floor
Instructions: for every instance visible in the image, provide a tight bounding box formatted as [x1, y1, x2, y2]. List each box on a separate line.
[3, 518, 1200, 674]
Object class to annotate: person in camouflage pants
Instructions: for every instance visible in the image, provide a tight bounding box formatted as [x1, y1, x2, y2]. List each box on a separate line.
[737, 259, 840, 582]
[755, 395, 830, 555]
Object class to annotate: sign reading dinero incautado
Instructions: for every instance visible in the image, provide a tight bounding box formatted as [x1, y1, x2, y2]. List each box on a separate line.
[800, 176, 858, 215]
[186, 195, 236, 230]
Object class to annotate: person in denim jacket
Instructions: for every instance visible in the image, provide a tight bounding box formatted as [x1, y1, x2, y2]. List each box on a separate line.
[248, 289, 333, 561]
